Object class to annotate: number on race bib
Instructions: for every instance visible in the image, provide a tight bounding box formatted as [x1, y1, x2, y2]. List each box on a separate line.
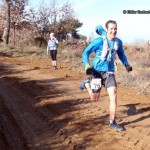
[91, 78, 102, 90]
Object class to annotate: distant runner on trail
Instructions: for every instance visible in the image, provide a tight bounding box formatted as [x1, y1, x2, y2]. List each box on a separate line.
[47, 33, 59, 70]
[80, 20, 132, 131]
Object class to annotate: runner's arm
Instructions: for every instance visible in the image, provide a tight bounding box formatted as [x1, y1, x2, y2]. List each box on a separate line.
[117, 40, 129, 66]
[82, 38, 101, 67]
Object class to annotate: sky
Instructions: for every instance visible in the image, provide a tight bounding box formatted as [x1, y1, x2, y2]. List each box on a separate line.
[28, 0, 150, 44]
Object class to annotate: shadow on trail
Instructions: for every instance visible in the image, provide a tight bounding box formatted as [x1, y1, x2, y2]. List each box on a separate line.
[122, 103, 140, 116]
[0, 75, 110, 149]
[121, 103, 150, 116]
[0, 61, 43, 76]
[121, 114, 150, 127]
[0, 61, 125, 149]
[120, 103, 150, 127]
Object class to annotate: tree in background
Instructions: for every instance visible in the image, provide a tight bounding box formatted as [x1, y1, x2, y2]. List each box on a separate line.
[0, 0, 83, 46]
[1, 0, 29, 45]
[2, 0, 10, 45]
[27, 0, 83, 41]
[55, 2, 82, 41]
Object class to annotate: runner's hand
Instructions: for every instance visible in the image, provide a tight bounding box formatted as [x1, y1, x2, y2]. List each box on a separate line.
[85, 63, 92, 75]
[125, 64, 132, 72]
[86, 68, 92, 75]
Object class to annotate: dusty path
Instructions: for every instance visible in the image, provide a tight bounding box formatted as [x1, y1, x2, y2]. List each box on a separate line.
[0, 55, 150, 150]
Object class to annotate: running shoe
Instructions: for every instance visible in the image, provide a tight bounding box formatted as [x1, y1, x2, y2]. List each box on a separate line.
[109, 120, 124, 131]
[79, 78, 90, 90]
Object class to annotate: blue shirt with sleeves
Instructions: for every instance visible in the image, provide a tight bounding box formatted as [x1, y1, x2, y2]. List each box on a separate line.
[82, 37, 129, 72]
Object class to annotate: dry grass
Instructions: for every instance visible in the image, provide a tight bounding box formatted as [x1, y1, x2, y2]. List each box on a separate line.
[116, 42, 150, 94]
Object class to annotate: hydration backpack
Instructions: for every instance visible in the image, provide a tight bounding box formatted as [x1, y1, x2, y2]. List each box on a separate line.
[95, 25, 119, 61]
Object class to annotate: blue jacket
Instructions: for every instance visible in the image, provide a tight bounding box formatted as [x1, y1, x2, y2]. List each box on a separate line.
[82, 37, 129, 72]
[47, 38, 59, 51]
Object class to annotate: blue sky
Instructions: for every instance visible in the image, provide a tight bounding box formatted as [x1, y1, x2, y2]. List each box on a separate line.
[28, 0, 150, 43]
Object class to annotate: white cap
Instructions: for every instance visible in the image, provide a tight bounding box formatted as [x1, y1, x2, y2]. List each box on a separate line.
[50, 33, 54, 38]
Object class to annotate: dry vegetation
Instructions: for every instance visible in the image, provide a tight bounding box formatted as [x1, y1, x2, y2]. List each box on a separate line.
[116, 43, 150, 94]
[0, 40, 150, 94]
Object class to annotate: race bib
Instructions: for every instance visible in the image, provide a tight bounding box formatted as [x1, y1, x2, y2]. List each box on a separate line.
[91, 78, 102, 90]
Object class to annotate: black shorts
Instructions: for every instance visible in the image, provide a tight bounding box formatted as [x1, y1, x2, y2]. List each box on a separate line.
[92, 71, 117, 88]
[50, 50, 57, 61]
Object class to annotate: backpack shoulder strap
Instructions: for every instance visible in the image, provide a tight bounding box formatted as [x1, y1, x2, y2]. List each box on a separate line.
[100, 37, 119, 60]
[100, 36, 109, 60]
[113, 38, 119, 51]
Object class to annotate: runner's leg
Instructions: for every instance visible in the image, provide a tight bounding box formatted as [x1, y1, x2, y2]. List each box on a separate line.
[107, 86, 117, 120]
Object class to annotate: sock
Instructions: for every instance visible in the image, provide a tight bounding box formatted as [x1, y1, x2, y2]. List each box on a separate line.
[109, 119, 114, 124]
[85, 83, 90, 88]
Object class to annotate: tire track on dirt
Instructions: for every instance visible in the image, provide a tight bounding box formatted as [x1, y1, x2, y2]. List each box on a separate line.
[0, 76, 68, 150]
[0, 95, 30, 150]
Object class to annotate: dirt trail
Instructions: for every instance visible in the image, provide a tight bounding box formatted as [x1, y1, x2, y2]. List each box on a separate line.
[0, 55, 150, 150]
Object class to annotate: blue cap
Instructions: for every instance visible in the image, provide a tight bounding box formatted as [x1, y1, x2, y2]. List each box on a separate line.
[95, 25, 107, 36]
